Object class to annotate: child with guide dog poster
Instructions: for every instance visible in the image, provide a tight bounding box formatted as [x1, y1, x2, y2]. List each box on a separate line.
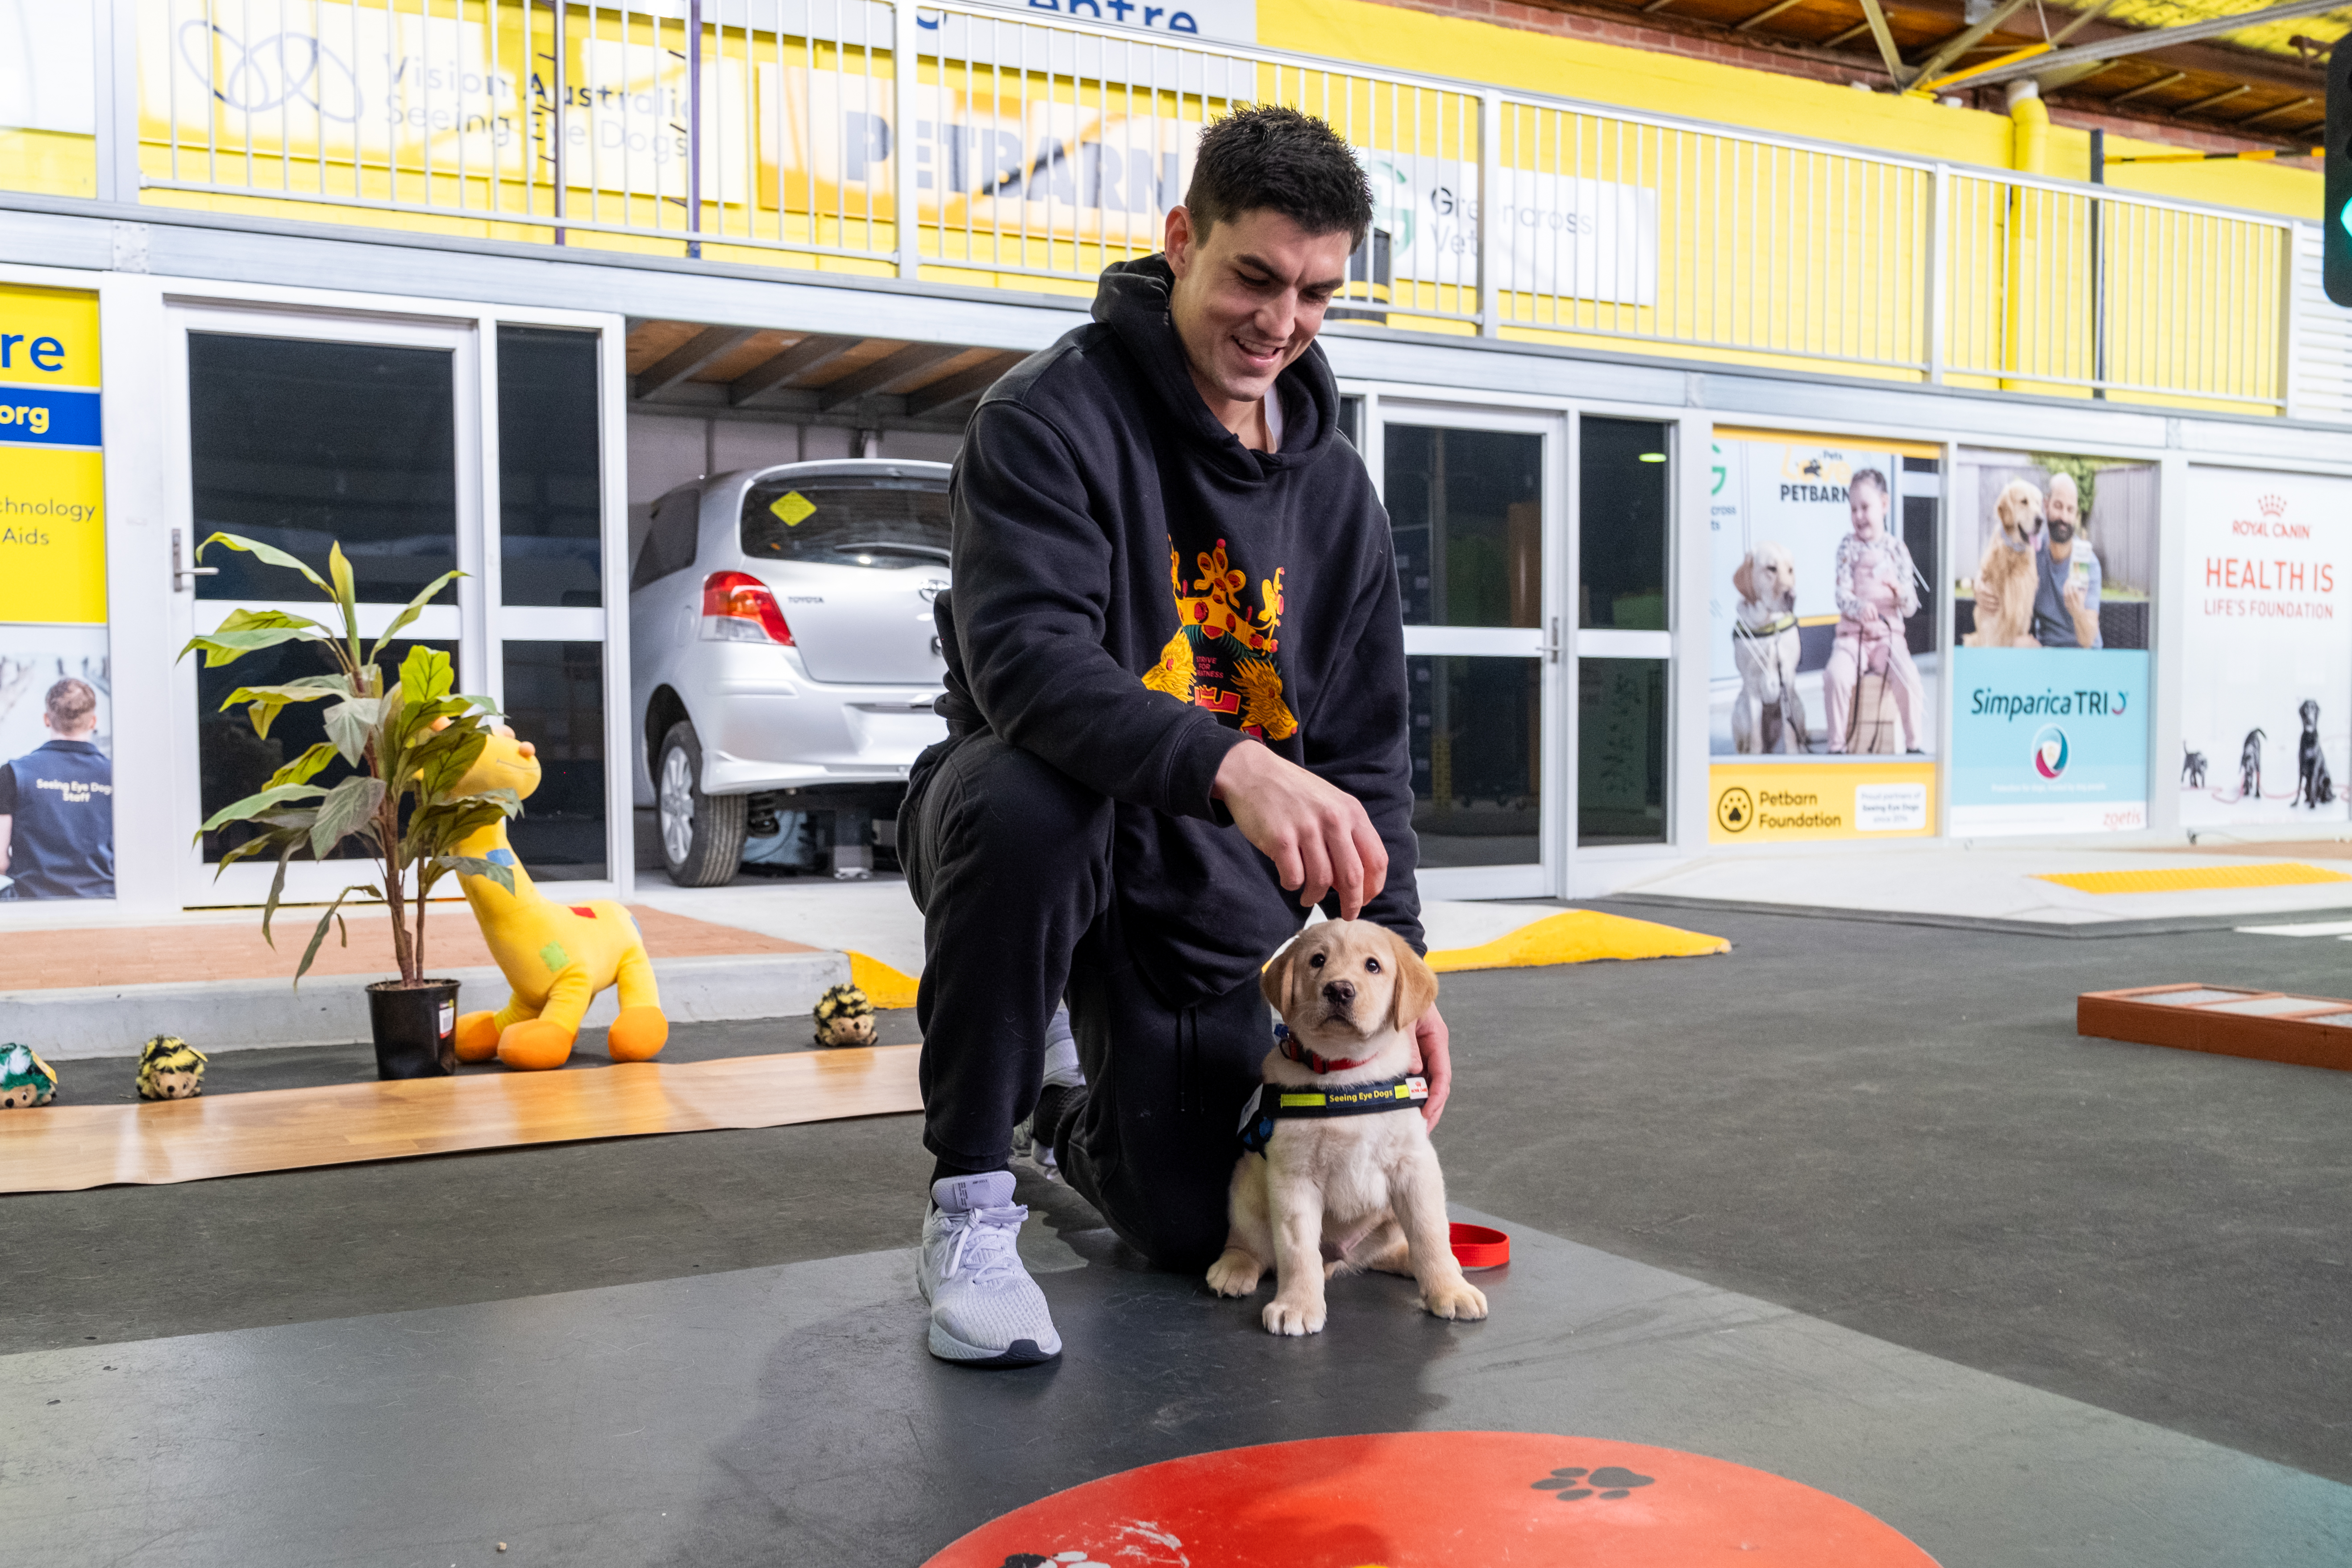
[1819, 470, 1925, 753]
[1708, 436, 1937, 760]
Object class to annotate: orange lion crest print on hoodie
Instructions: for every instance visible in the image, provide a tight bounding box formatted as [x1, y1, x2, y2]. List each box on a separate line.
[1142, 537, 1298, 741]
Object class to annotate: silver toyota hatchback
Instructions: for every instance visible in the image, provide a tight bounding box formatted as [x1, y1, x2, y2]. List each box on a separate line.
[629, 459, 952, 885]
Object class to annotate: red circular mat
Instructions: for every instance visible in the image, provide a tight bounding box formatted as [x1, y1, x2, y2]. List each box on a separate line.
[923, 1431, 1936, 1567]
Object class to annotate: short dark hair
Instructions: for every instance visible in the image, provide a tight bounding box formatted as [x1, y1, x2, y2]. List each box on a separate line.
[45, 678, 96, 730]
[1183, 106, 1372, 248]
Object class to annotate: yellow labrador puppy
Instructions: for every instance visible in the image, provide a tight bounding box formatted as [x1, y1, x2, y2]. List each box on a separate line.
[1206, 920, 1489, 1336]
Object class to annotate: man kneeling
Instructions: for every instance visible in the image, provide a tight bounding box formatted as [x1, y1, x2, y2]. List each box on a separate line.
[899, 106, 1449, 1367]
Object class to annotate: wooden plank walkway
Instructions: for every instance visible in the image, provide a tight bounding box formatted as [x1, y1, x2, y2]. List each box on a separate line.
[0, 1045, 922, 1193]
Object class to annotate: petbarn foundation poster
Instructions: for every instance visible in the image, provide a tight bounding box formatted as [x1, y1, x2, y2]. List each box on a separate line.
[2179, 466, 2352, 828]
[1707, 427, 1940, 764]
[1706, 427, 1942, 845]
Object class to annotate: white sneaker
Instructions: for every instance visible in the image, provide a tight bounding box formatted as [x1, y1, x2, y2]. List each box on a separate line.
[918, 1172, 1063, 1367]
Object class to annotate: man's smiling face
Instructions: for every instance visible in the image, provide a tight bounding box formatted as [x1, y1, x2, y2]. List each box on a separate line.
[1164, 204, 1355, 428]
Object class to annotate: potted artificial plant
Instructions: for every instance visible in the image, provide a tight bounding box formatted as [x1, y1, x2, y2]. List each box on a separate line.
[178, 534, 519, 1079]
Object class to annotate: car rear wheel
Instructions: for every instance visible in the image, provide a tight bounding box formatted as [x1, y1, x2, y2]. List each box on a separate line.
[656, 720, 747, 887]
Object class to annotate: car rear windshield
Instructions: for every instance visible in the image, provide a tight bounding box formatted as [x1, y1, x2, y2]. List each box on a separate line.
[739, 477, 950, 569]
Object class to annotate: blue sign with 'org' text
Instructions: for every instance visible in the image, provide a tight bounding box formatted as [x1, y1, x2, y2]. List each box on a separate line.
[1950, 646, 2150, 836]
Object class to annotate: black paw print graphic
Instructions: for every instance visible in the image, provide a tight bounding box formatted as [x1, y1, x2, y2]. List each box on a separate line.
[1531, 1464, 1656, 1501]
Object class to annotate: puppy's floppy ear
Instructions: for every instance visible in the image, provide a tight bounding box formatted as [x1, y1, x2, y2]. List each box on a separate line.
[1732, 554, 1756, 603]
[1261, 936, 1301, 1012]
[1385, 928, 1440, 1034]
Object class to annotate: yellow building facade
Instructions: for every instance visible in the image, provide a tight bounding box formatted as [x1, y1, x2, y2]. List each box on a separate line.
[1, 0, 2348, 917]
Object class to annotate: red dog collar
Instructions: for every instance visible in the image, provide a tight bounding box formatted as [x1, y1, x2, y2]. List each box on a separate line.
[1273, 1021, 1372, 1074]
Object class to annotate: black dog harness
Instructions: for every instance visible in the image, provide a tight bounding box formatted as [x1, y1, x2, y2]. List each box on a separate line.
[1237, 1059, 1429, 1156]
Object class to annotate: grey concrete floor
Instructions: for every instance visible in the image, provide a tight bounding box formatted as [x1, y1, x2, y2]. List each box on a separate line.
[5, 903, 2351, 1563]
[7, 1212, 2348, 1567]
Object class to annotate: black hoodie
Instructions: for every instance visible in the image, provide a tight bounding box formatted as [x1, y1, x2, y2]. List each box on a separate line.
[937, 254, 1422, 1008]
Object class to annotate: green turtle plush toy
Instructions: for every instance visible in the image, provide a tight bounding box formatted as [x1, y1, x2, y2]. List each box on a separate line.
[0, 1044, 59, 1108]
[137, 1036, 208, 1101]
[812, 983, 876, 1048]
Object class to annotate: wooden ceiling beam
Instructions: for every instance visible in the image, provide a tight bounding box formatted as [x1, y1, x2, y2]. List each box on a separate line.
[631, 325, 758, 400]
[2102, 69, 2189, 107]
[2177, 83, 2253, 116]
[816, 343, 969, 409]
[727, 334, 862, 407]
[2231, 92, 2319, 129]
[1731, 0, 1807, 33]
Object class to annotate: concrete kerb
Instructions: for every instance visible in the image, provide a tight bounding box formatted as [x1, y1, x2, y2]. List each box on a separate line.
[7, 951, 851, 1060]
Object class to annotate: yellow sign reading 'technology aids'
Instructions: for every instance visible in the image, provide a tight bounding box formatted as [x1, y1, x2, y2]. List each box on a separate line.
[1709, 761, 1936, 844]
[0, 284, 105, 625]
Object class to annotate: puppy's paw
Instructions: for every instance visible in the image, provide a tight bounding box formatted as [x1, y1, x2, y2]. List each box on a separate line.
[1205, 1249, 1263, 1298]
[1262, 1297, 1326, 1336]
[1422, 1277, 1489, 1322]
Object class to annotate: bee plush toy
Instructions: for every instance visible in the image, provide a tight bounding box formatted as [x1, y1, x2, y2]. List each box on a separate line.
[812, 984, 877, 1048]
[137, 1036, 208, 1101]
[0, 1044, 59, 1108]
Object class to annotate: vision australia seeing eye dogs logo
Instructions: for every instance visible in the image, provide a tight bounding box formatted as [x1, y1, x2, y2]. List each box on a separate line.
[1142, 537, 1297, 740]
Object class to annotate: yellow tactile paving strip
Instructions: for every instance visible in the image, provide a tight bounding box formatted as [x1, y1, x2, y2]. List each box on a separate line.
[1428, 909, 1730, 971]
[844, 909, 1735, 1003]
[0, 1044, 921, 1194]
[2037, 863, 2352, 896]
[850, 951, 922, 1008]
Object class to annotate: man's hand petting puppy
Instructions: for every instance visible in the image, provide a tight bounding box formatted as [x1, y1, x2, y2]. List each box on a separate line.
[1215, 738, 1451, 1128]
[1214, 739, 1388, 916]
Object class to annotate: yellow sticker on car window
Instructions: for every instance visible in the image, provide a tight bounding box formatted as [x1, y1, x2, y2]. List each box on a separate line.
[770, 491, 816, 527]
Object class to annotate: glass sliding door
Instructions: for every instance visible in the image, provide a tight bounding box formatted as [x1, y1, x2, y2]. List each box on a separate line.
[167, 304, 621, 909]
[1575, 416, 1674, 847]
[168, 307, 479, 907]
[495, 326, 610, 881]
[1374, 403, 1562, 899]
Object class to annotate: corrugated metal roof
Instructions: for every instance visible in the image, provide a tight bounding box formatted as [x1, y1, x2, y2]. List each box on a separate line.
[2054, 0, 2348, 60]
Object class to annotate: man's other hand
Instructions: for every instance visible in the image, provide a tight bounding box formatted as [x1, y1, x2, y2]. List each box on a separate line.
[1408, 1002, 1451, 1131]
[1212, 740, 1388, 918]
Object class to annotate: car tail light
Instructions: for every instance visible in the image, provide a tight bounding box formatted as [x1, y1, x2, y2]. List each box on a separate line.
[700, 570, 794, 645]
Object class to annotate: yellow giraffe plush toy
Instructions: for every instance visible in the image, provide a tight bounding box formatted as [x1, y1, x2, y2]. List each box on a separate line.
[440, 722, 669, 1071]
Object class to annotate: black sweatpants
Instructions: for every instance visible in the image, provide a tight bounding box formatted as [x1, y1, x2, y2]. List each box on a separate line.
[898, 732, 1275, 1272]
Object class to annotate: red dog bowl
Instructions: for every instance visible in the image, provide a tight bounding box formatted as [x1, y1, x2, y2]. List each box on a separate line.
[1449, 1222, 1510, 1269]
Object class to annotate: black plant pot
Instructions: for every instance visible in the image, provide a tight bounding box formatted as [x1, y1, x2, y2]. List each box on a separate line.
[366, 979, 460, 1080]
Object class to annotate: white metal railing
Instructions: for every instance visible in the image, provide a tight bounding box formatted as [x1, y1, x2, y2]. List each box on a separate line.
[129, 0, 2342, 417]
[1942, 168, 2292, 408]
